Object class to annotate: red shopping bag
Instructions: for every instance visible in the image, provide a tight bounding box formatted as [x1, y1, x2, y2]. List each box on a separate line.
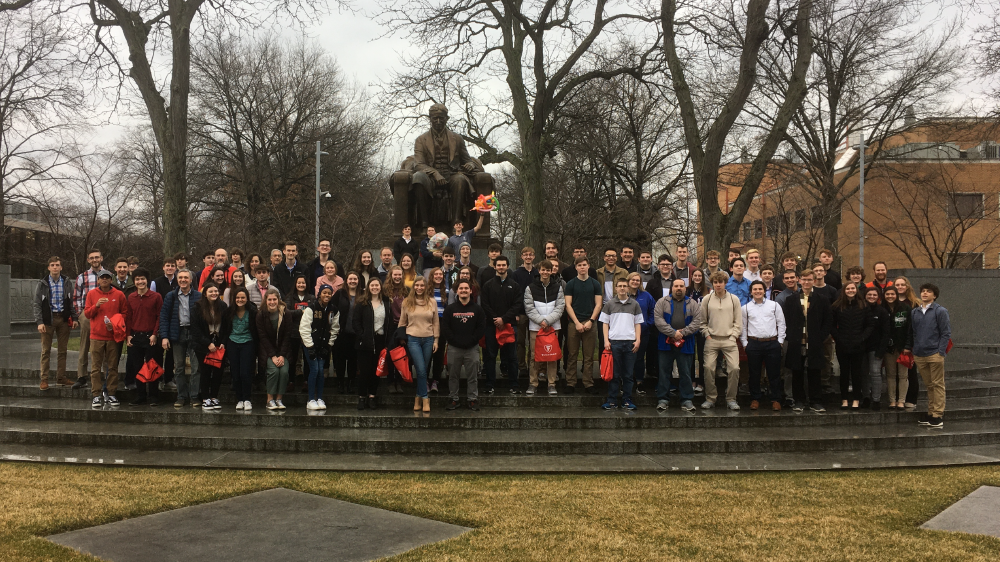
[390, 346, 412, 383]
[136, 358, 164, 383]
[946, 339, 953, 353]
[496, 323, 516, 345]
[673, 337, 685, 348]
[534, 327, 561, 362]
[896, 351, 915, 369]
[203, 347, 225, 368]
[600, 349, 614, 382]
[375, 348, 389, 378]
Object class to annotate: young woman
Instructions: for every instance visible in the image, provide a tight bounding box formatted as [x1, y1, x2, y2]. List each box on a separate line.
[686, 268, 708, 392]
[831, 282, 873, 410]
[447, 266, 480, 304]
[426, 267, 448, 393]
[210, 266, 229, 298]
[332, 272, 361, 394]
[224, 287, 257, 410]
[314, 260, 343, 296]
[193, 283, 229, 410]
[299, 285, 340, 410]
[353, 277, 394, 410]
[399, 276, 441, 412]
[400, 253, 417, 289]
[882, 287, 913, 410]
[686, 269, 708, 302]
[285, 274, 316, 393]
[894, 276, 921, 408]
[382, 266, 409, 395]
[627, 272, 656, 392]
[863, 285, 890, 410]
[223, 269, 248, 306]
[256, 288, 292, 410]
[352, 250, 379, 287]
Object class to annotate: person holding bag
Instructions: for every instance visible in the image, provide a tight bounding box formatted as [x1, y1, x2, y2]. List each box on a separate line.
[192, 283, 229, 410]
[831, 282, 873, 411]
[863, 285, 891, 410]
[399, 276, 441, 412]
[523, 260, 565, 396]
[257, 288, 292, 410]
[353, 277, 395, 410]
[882, 287, 912, 410]
[299, 285, 340, 411]
[599, 278, 644, 410]
[223, 287, 258, 410]
[441, 280, 487, 410]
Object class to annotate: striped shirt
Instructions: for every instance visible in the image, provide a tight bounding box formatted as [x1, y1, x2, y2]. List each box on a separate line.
[48, 276, 64, 313]
[74, 269, 100, 316]
[599, 297, 644, 341]
[433, 288, 445, 317]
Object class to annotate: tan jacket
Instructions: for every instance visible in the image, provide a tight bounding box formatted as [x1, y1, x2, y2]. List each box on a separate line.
[698, 290, 742, 340]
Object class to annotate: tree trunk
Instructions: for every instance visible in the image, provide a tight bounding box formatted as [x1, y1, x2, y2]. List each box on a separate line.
[520, 133, 546, 252]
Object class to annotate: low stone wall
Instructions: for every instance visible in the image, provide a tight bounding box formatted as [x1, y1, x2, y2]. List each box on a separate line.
[8, 278, 37, 324]
[890, 269, 1000, 349]
[0, 266, 10, 338]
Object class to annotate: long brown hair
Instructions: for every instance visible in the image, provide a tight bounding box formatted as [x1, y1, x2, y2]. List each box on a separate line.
[833, 282, 864, 310]
[894, 276, 919, 307]
[383, 265, 408, 300]
[198, 282, 225, 323]
[402, 276, 435, 311]
[355, 276, 383, 307]
[426, 267, 446, 292]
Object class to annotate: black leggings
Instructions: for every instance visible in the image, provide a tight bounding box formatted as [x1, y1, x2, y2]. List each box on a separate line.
[197, 359, 223, 400]
[836, 348, 865, 401]
[429, 343, 446, 380]
[357, 346, 384, 398]
[332, 333, 357, 382]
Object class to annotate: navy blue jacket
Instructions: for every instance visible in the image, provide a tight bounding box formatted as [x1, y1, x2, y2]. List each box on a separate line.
[159, 288, 202, 342]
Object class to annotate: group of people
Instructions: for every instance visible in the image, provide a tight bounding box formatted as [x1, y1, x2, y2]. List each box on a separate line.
[31, 224, 951, 427]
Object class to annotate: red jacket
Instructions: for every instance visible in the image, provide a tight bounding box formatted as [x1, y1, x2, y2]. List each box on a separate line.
[199, 266, 235, 290]
[126, 290, 163, 337]
[84, 287, 128, 341]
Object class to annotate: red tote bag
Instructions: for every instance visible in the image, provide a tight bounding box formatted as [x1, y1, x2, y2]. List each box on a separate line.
[534, 327, 562, 362]
[375, 348, 389, 378]
[600, 349, 614, 382]
[496, 324, 516, 345]
[136, 358, 164, 383]
[390, 346, 412, 383]
[203, 347, 225, 368]
[896, 351, 915, 369]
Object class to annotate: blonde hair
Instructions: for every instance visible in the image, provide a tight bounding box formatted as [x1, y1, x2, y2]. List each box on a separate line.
[402, 276, 436, 311]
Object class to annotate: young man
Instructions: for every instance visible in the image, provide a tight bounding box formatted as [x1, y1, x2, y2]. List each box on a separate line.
[247, 265, 279, 307]
[159, 269, 202, 408]
[151, 257, 179, 390]
[271, 241, 305, 295]
[523, 260, 565, 396]
[673, 245, 698, 285]
[543, 240, 568, 274]
[698, 271, 743, 410]
[174, 252, 189, 271]
[480, 255, 523, 394]
[448, 215, 485, 252]
[127, 256, 140, 273]
[441, 247, 459, 291]
[230, 248, 245, 272]
[727, 248, 742, 275]
[307, 239, 338, 291]
[596, 248, 629, 350]
[477, 242, 503, 287]
[420, 226, 444, 276]
[125, 268, 163, 405]
[744, 249, 763, 283]
[725, 257, 751, 305]
[84, 269, 127, 408]
[112, 257, 135, 296]
[811, 263, 838, 303]
[376, 247, 394, 282]
[773, 251, 799, 291]
[33, 256, 75, 389]
[561, 245, 595, 282]
[818, 248, 842, 291]
[653, 278, 703, 411]
[564, 256, 603, 394]
[600, 278, 644, 410]
[906, 283, 951, 429]
[512, 247, 540, 375]
[73, 248, 105, 389]
[760, 265, 777, 300]
[866, 261, 892, 300]
[741, 280, 786, 411]
[645, 254, 676, 301]
[150, 258, 177, 295]
[442, 280, 487, 411]
[457, 241, 479, 277]
[846, 266, 865, 286]
[781, 269, 832, 413]
[192, 251, 214, 289]
[393, 225, 420, 268]
[636, 251, 655, 288]
[703, 250, 727, 280]
[618, 244, 638, 273]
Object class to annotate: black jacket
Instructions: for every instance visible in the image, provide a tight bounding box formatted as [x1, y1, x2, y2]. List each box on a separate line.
[393, 237, 420, 264]
[825, 268, 842, 291]
[191, 301, 230, 356]
[223, 302, 259, 347]
[886, 302, 912, 354]
[831, 301, 873, 352]
[352, 296, 395, 352]
[255, 306, 294, 361]
[33, 275, 74, 326]
[151, 274, 178, 300]
[644, 273, 675, 301]
[272, 260, 305, 296]
[480, 274, 522, 326]
[306, 256, 341, 293]
[332, 289, 357, 335]
[865, 303, 891, 356]
[284, 291, 316, 341]
[441, 300, 487, 349]
[782, 290, 833, 371]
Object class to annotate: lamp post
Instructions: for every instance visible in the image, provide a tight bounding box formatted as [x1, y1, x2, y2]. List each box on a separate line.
[858, 134, 865, 269]
[315, 141, 329, 250]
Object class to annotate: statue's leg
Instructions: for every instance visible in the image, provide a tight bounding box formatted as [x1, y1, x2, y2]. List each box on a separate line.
[449, 174, 475, 228]
[412, 172, 434, 228]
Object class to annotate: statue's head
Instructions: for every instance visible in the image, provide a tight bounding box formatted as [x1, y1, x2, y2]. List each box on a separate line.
[428, 103, 449, 132]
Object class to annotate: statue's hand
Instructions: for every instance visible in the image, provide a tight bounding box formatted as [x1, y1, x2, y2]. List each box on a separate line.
[462, 162, 476, 172]
[433, 172, 447, 186]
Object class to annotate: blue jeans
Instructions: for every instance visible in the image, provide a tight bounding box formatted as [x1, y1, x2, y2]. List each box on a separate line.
[170, 327, 199, 402]
[407, 336, 434, 398]
[658, 348, 694, 401]
[304, 345, 326, 401]
[484, 326, 518, 391]
[634, 328, 650, 384]
[608, 340, 636, 404]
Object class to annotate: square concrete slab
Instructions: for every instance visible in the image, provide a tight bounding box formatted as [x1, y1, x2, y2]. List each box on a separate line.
[921, 485, 1000, 539]
[47, 487, 470, 562]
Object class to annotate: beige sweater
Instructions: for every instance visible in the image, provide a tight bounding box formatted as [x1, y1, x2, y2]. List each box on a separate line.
[698, 291, 742, 339]
[399, 301, 440, 341]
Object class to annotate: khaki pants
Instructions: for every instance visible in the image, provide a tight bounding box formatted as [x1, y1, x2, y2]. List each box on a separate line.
[703, 336, 740, 403]
[565, 323, 597, 387]
[528, 331, 557, 388]
[914, 354, 946, 418]
[39, 316, 71, 382]
[76, 315, 91, 380]
[90, 339, 120, 397]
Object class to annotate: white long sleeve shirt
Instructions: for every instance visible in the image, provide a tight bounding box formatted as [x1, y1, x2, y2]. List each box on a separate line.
[741, 299, 786, 346]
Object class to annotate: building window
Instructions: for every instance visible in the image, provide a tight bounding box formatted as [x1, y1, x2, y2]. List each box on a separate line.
[753, 219, 762, 240]
[794, 209, 807, 232]
[949, 252, 984, 269]
[765, 216, 778, 237]
[743, 222, 752, 241]
[811, 205, 842, 227]
[948, 193, 984, 219]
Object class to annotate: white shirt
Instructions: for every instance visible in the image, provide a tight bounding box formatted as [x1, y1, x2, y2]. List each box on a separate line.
[741, 299, 786, 346]
[745, 269, 762, 283]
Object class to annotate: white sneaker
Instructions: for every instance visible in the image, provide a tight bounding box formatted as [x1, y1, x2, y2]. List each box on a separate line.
[306, 400, 318, 410]
[266, 400, 278, 410]
[236, 401, 245, 410]
[243, 401, 252, 411]
[276, 400, 286, 409]
[202, 399, 213, 410]
[316, 399, 326, 410]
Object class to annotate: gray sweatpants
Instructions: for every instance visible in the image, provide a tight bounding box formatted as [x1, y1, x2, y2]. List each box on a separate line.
[864, 350, 883, 402]
[447, 346, 480, 401]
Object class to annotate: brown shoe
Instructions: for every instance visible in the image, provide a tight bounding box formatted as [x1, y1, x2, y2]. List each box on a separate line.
[772, 401, 781, 411]
[422, 397, 431, 412]
[56, 377, 73, 386]
[39, 380, 49, 390]
[750, 400, 759, 410]
[413, 396, 422, 411]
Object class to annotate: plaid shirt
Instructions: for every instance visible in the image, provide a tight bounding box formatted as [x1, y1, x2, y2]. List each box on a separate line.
[48, 276, 64, 313]
[74, 269, 99, 316]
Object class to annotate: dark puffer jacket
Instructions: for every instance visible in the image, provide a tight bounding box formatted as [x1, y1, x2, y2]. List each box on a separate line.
[864, 303, 891, 356]
[831, 300, 872, 352]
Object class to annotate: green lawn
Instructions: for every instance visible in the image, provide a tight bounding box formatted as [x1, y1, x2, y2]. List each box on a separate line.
[1, 464, 999, 561]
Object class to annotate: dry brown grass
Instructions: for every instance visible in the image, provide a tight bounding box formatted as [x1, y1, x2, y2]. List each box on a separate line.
[0, 463, 999, 561]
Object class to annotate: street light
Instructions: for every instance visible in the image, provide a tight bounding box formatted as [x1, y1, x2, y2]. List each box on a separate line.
[315, 141, 329, 250]
[857, 133, 865, 269]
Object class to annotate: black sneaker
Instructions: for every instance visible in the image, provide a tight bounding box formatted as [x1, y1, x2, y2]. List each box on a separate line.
[791, 401, 805, 412]
[809, 403, 827, 413]
[634, 387, 645, 396]
[91, 396, 102, 408]
[129, 398, 147, 406]
[509, 387, 520, 395]
[563, 385, 575, 395]
[72, 378, 89, 389]
[927, 416, 943, 429]
[446, 400, 460, 410]
[918, 413, 931, 426]
[105, 396, 120, 407]
[484, 388, 495, 395]
[584, 386, 596, 395]
[469, 400, 480, 411]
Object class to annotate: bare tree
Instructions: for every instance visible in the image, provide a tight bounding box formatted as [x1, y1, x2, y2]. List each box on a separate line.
[662, 0, 813, 253]
[379, 1, 661, 251]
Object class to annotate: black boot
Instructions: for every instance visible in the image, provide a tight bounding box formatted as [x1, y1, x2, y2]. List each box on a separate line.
[367, 395, 377, 410]
[357, 397, 366, 410]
